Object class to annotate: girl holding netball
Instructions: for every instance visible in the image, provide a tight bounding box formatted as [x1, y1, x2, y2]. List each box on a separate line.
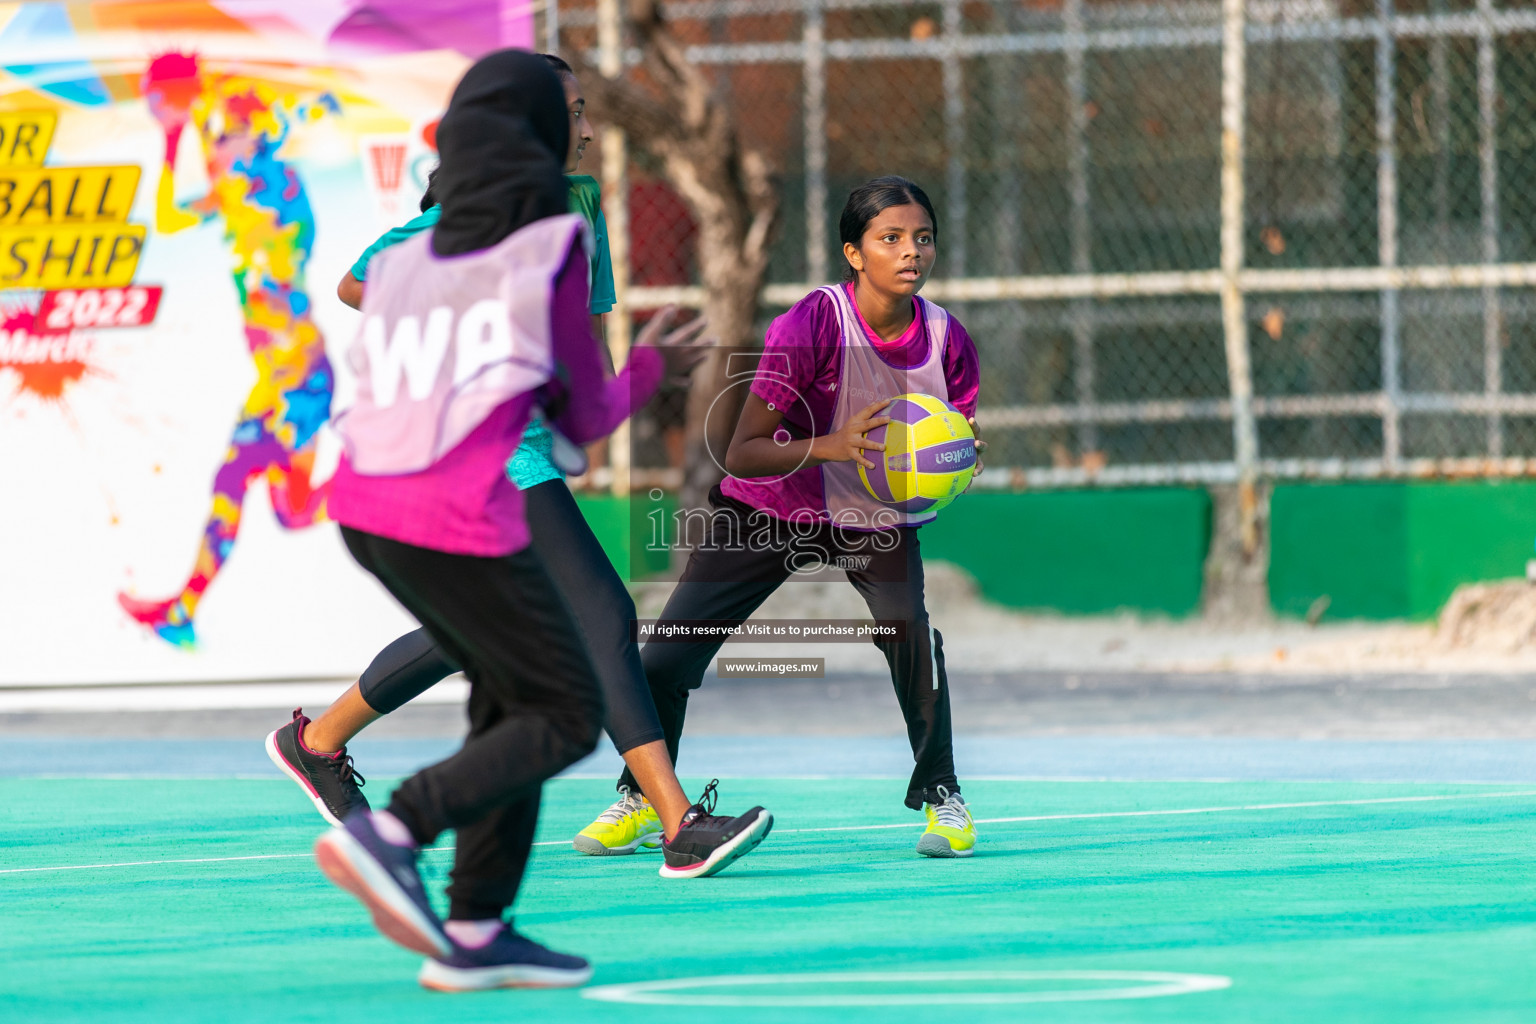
[311, 51, 746, 992]
[611, 176, 985, 857]
[270, 54, 771, 884]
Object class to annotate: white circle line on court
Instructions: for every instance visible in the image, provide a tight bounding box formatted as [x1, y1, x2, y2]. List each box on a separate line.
[581, 969, 1233, 1007]
[3, 788, 1531, 876]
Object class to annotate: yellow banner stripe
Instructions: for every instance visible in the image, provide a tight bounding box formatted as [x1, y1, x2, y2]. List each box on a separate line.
[0, 225, 147, 289]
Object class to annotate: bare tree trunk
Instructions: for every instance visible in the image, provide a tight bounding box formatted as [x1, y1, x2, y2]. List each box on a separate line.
[571, 0, 781, 518]
[683, 170, 775, 511]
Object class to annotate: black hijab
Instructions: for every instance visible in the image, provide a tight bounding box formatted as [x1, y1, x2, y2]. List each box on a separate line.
[430, 49, 570, 257]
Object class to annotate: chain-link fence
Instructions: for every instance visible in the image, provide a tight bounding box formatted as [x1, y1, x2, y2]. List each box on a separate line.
[551, 0, 1536, 491]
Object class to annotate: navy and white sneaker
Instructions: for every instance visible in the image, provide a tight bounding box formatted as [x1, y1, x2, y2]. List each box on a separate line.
[314, 809, 451, 958]
[266, 708, 369, 826]
[659, 779, 773, 880]
[418, 926, 593, 992]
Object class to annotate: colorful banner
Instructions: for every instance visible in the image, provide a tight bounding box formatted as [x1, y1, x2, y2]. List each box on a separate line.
[0, 2, 526, 684]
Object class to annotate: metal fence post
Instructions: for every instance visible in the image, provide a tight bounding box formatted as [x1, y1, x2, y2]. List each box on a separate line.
[1221, 0, 1259, 552]
[1065, 0, 1097, 458]
[1430, 0, 1451, 264]
[942, 0, 967, 277]
[803, 0, 827, 285]
[598, 0, 631, 497]
[1478, 0, 1504, 458]
[1376, 0, 1402, 468]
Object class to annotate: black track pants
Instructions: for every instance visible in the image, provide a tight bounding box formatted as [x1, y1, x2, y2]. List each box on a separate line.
[618, 487, 958, 810]
[355, 480, 663, 755]
[341, 527, 604, 921]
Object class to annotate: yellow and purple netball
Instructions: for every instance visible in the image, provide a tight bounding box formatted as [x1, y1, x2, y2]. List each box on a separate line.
[859, 394, 977, 514]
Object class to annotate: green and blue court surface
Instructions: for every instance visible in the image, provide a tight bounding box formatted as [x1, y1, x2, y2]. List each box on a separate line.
[3, 736, 1535, 1022]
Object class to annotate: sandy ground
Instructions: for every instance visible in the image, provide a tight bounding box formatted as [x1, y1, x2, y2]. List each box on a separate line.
[6, 565, 1535, 730]
[634, 564, 1536, 677]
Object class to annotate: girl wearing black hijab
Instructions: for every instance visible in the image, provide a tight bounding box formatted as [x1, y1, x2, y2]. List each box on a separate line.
[311, 50, 713, 992]
[273, 54, 771, 877]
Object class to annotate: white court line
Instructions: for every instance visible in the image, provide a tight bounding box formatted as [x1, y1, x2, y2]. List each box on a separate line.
[9, 774, 1533, 789]
[0, 841, 564, 876]
[582, 969, 1233, 1007]
[10, 773, 1530, 786]
[0, 852, 316, 874]
[774, 788, 1536, 834]
[3, 789, 1532, 877]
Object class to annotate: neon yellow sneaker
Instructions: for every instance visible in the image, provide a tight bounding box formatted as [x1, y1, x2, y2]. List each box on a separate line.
[573, 786, 664, 855]
[916, 786, 975, 858]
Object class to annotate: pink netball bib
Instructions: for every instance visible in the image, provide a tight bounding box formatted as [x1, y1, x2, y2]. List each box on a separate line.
[334, 214, 588, 475]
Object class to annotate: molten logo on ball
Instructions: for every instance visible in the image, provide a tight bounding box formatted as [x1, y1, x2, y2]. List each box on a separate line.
[858, 393, 977, 515]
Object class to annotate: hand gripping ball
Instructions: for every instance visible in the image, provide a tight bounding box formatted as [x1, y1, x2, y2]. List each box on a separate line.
[858, 393, 977, 514]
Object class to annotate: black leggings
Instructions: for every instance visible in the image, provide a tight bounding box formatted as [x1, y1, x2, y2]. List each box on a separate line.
[620, 486, 958, 811]
[341, 527, 603, 921]
[356, 480, 664, 755]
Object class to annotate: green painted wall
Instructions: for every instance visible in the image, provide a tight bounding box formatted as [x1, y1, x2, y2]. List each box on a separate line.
[920, 489, 1211, 616]
[1268, 483, 1411, 620]
[574, 491, 673, 580]
[1269, 480, 1536, 620]
[577, 488, 1213, 616]
[576, 481, 1536, 622]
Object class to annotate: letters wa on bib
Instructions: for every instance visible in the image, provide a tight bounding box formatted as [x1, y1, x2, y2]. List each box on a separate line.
[335, 213, 590, 476]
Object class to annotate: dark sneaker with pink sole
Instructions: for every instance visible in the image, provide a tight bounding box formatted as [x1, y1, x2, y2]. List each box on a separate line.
[659, 779, 773, 879]
[418, 926, 593, 991]
[315, 809, 450, 958]
[265, 708, 369, 826]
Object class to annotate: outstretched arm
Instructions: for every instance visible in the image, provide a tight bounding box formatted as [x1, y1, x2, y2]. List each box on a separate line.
[548, 252, 709, 446]
[153, 121, 213, 234]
